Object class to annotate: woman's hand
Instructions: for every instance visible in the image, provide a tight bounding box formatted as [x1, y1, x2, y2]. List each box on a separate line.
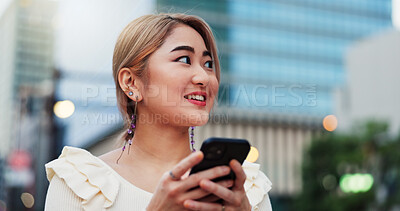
[183, 159, 251, 211]
[146, 151, 234, 211]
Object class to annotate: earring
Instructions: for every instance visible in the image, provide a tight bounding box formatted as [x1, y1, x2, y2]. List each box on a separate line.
[117, 95, 138, 164]
[190, 126, 196, 152]
[127, 96, 138, 153]
[124, 85, 134, 96]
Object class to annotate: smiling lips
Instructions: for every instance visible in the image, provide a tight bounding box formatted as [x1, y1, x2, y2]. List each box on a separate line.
[184, 91, 207, 106]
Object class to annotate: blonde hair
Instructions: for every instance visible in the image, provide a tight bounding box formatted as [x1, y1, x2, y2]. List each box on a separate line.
[112, 13, 221, 142]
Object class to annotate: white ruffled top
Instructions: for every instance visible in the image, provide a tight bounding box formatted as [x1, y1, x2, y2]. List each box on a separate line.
[45, 146, 272, 211]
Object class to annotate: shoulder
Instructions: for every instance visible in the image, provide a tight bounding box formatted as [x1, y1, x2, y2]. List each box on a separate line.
[45, 146, 120, 210]
[242, 161, 272, 207]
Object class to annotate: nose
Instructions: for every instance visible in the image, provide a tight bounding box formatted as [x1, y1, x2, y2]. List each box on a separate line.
[191, 65, 209, 87]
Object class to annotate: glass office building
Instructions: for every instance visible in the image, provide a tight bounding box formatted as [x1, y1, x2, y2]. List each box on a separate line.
[157, 0, 393, 119]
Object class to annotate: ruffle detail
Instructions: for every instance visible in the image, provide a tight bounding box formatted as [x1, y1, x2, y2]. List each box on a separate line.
[45, 146, 119, 210]
[242, 161, 272, 207]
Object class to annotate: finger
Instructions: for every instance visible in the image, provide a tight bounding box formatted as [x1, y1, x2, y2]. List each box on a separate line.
[217, 179, 234, 188]
[185, 180, 233, 200]
[183, 199, 222, 211]
[196, 194, 221, 203]
[180, 165, 231, 190]
[170, 151, 203, 179]
[230, 159, 246, 191]
[199, 179, 235, 204]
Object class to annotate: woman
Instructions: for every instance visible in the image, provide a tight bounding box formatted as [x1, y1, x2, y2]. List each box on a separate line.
[45, 13, 272, 211]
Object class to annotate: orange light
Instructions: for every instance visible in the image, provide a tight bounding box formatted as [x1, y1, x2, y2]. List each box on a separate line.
[246, 146, 259, 163]
[323, 115, 338, 132]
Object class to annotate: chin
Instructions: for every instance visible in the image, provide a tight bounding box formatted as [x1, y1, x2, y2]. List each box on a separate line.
[191, 117, 209, 126]
[173, 111, 210, 126]
[188, 112, 210, 126]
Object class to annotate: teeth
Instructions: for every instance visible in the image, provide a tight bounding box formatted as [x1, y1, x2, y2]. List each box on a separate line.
[186, 95, 205, 101]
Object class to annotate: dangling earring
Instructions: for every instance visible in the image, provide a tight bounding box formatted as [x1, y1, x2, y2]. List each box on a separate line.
[117, 95, 138, 164]
[128, 96, 138, 153]
[190, 126, 196, 152]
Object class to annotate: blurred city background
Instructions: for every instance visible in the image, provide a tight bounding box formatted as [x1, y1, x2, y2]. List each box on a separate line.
[0, 0, 399, 210]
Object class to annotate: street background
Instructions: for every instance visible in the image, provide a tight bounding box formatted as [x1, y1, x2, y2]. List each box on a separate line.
[1, 0, 399, 210]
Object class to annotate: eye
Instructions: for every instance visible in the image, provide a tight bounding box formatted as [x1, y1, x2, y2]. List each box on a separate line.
[204, 60, 213, 69]
[175, 56, 191, 64]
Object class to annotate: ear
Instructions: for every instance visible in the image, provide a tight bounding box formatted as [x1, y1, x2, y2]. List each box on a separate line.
[118, 67, 144, 102]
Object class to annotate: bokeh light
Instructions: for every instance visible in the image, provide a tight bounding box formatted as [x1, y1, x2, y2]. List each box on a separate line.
[323, 115, 338, 132]
[340, 173, 374, 193]
[246, 146, 259, 163]
[20, 192, 34, 208]
[322, 174, 337, 191]
[53, 100, 75, 118]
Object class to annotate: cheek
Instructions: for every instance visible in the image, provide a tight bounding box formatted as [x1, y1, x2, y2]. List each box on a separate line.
[209, 78, 219, 100]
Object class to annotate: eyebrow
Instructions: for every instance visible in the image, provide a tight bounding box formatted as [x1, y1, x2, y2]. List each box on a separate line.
[170, 45, 212, 59]
[203, 50, 212, 58]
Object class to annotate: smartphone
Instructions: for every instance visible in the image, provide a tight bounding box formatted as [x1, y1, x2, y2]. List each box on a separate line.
[189, 137, 251, 181]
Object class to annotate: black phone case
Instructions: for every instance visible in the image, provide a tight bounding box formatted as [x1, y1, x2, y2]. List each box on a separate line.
[189, 137, 251, 181]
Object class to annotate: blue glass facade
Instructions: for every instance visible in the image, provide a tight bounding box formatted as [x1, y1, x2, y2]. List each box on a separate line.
[158, 0, 393, 118]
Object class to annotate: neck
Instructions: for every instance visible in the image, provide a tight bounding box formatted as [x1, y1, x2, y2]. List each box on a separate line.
[127, 117, 193, 169]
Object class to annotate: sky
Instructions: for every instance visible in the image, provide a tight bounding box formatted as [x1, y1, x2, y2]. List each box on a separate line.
[54, 0, 155, 74]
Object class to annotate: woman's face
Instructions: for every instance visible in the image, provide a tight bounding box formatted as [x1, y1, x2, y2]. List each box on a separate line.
[139, 24, 219, 126]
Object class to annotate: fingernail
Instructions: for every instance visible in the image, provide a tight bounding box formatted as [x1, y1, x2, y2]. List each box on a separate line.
[184, 201, 191, 206]
[184, 201, 193, 209]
